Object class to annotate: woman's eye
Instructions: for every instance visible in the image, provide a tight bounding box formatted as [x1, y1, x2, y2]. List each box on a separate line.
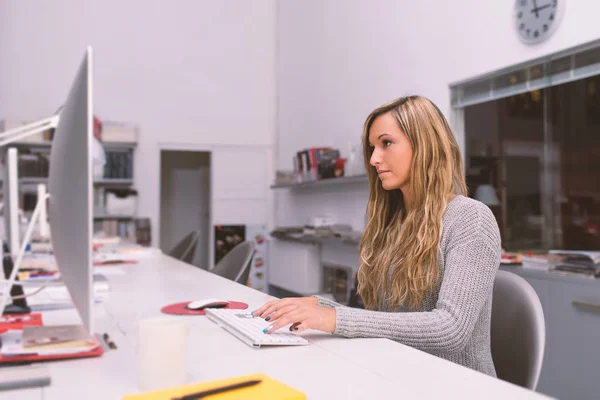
[383, 140, 392, 147]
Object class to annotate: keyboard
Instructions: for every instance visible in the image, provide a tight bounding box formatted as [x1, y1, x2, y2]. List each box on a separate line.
[204, 308, 310, 348]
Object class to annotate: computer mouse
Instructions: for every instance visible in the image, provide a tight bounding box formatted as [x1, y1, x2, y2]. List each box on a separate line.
[186, 299, 230, 310]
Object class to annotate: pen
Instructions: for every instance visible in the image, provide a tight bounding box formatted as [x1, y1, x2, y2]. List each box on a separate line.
[103, 333, 117, 350]
[171, 379, 261, 400]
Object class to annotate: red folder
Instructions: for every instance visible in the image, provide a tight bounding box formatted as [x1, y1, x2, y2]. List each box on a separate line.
[0, 320, 105, 365]
[0, 342, 104, 364]
[0, 313, 43, 334]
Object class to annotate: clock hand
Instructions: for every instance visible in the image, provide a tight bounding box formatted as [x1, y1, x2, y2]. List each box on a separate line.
[532, 0, 540, 18]
[531, 4, 551, 14]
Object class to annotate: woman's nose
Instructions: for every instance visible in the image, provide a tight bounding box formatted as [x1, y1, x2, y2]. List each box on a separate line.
[370, 150, 380, 166]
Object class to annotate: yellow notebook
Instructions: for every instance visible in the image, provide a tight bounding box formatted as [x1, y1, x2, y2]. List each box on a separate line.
[122, 374, 306, 400]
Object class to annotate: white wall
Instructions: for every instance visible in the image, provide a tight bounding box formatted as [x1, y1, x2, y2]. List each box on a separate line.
[276, 0, 600, 231]
[0, 0, 276, 248]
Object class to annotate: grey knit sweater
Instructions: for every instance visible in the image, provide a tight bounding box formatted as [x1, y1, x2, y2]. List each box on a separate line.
[316, 195, 501, 377]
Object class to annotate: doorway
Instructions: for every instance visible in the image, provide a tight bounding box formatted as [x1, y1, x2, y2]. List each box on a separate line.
[160, 150, 211, 269]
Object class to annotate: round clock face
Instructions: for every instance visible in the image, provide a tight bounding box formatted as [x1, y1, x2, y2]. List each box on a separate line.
[514, 0, 564, 44]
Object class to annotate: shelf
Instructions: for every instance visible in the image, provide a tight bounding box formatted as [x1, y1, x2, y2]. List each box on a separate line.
[17, 177, 133, 186]
[94, 178, 134, 186]
[4, 141, 136, 150]
[94, 214, 136, 220]
[270, 175, 368, 189]
[19, 177, 48, 184]
[102, 141, 137, 149]
[5, 141, 52, 149]
[272, 234, 361, 246]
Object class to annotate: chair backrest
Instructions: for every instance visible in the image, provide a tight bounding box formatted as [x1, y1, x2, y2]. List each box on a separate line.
[167, 230, 200, 265]
[491, 270, 545, 390]
[212, 241, 255, 285]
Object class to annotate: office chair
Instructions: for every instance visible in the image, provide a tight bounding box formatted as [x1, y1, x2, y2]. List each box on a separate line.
[167, 230, 200, 265]
[211, 241, 255, 285]
[491, 270, 545, 391]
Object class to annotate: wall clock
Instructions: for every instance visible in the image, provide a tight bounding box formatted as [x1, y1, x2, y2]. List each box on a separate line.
[514, 0, 565, 44]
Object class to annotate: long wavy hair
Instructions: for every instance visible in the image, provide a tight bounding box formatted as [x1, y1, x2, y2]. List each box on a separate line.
[357, 96, 467, 310]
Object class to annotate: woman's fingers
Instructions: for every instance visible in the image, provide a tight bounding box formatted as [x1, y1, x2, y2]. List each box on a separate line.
[252, 300, 278, 317]
[253, 299, 288, 318]
[289, 322, 301, 332]
[291, 322, 307, 333]
[265, 309, 304, 333]
[265, 308, 312, 333]
[263, 304, 297, 323]
[253, 298, 302, 318]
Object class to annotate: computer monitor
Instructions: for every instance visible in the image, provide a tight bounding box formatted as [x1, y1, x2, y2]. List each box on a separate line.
[47, 46, 94, 335]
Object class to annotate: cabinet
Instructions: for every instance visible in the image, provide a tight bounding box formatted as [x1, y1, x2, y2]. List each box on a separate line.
[543, 281, 600, 400]
[502, 266, 600, 400]
[268, 240, 321, 295]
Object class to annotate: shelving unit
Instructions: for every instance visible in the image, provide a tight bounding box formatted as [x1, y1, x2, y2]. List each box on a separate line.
[270, 175, 368, 189]
[269, 172, 369, 300]
[0, 135, 139, 241]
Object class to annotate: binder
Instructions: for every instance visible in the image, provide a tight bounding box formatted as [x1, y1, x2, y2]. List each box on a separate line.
[122, 374, 306, 400]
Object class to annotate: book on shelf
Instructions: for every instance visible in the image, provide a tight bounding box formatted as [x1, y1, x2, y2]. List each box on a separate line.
[103, 149, 133, 179]
[294, 147, 341, 183]
[100, 121, 137, 143]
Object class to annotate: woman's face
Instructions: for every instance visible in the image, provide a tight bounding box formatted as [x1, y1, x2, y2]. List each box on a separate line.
[368, 112, 413, 193]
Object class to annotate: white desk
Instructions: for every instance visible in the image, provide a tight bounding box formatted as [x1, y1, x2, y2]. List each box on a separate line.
[1, 253, 553, 399]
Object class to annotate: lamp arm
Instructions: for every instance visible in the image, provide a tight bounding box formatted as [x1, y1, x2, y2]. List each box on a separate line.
[0, 116, 59, 146]
[0, 193, 51, 314]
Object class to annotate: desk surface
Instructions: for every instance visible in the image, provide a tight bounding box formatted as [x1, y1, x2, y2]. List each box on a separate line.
[2, 253, 552, 399]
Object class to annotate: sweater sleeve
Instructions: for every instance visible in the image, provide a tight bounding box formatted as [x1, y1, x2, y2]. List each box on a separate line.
[332, 225, 501, 354]
[313, 295, 347, 309]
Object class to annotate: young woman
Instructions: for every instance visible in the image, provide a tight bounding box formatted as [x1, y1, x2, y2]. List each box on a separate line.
[253, 95, 501, 377]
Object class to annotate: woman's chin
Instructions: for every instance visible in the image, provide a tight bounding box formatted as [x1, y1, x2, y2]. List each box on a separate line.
[380, 179, 400, 191]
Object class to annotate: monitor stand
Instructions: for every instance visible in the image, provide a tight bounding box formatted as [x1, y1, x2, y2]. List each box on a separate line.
[2, 255, 31, 315]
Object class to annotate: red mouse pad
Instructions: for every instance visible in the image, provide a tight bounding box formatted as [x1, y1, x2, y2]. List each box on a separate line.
[161, 301, 249, 316]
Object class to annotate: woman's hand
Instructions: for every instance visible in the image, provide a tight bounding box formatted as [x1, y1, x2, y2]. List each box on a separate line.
[252, 297, 336, 334]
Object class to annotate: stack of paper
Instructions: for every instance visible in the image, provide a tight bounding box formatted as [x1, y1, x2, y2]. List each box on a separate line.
[1, 325, 100, 357]
[549, 250, 600, 276]
[520, 253, 564, 270]
[22, 274, 110, 307]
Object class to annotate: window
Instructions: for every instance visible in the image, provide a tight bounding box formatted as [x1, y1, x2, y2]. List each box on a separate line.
[462, 75, 600, 251]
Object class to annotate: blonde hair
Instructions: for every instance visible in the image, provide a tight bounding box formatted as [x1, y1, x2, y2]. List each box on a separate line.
[357, 96, 467, 310]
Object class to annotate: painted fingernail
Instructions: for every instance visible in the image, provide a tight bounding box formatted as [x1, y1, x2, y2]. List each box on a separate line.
[262, 328, 268, 333]
[265, 317, 270, 321]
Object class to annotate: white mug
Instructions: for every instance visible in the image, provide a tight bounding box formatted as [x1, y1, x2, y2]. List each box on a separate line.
[136, 317, 191, 391]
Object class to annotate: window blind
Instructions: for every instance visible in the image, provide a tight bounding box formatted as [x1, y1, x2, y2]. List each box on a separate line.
[450, 40, 600, 108]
